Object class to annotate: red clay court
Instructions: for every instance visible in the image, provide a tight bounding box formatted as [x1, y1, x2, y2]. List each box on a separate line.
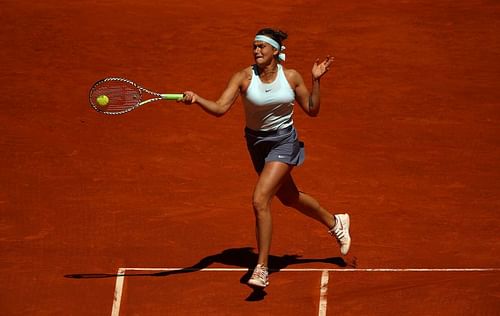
[1, 0, 499, 315]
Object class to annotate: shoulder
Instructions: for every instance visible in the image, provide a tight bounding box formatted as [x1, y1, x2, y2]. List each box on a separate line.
[282, 67, 304, 88]
[229, 66, 253, 84]
[236, 66, 253, 78]
[235, 66, 254, 92]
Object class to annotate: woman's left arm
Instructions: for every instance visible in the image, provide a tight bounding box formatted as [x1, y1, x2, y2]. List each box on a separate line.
[292, 56, 334, 117]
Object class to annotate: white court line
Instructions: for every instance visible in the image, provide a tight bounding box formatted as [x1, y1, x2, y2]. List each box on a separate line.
[123, 267, 500, 272]
[318, 270, 329, 316]
[111, 268, 125, 316]
[110, 267, 500, 316]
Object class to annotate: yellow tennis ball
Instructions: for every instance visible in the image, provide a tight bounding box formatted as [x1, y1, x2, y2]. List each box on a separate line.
[96, 95, 109, 106]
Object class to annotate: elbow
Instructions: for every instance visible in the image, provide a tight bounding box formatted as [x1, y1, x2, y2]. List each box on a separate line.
[307, 99, 320, 117]
[212, 102, 230, 117]
[308, 106, 320, 117]
[212, 107, 228, 118]
[309, 109, 319, 117]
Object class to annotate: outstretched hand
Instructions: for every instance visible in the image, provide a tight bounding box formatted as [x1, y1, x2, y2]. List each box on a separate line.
[179, 91, 198, 104]
[312, 56, 334, 80]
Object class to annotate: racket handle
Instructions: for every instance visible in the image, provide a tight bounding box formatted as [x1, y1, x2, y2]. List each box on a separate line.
[161, 93, 184, 101]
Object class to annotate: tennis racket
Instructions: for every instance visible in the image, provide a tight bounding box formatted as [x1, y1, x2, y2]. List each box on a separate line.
[89, 77, 184, 115]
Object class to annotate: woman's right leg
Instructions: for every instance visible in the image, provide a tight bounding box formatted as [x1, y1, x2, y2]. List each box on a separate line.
[248, 161, 293, 288]
[252, 162, 294, 267]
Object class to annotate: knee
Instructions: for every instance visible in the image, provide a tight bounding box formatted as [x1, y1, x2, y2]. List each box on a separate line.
[277, 190, 299, 208]
[252, 193, 270, 216]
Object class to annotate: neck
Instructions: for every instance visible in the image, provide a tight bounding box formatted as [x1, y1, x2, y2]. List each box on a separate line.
[256, 61, 279, 78]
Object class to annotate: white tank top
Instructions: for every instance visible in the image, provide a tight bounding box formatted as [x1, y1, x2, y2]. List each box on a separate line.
[243, 64, 295, 131]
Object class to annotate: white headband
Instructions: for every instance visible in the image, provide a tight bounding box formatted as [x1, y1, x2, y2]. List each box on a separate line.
[254, 35, 286, 61]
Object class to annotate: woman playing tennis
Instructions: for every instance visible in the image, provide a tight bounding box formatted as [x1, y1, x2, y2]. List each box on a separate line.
[181, 28, 351, 288]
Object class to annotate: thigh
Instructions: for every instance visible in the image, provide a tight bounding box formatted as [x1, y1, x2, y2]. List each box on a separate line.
[254, 161, 294, 201]
[276, 173, 300, 204]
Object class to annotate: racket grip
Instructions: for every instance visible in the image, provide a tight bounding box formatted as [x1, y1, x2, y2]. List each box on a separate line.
[161, 93, 184, 101]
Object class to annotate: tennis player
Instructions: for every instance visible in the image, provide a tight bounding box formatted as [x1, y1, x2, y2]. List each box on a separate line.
[181, 28, 351, 288]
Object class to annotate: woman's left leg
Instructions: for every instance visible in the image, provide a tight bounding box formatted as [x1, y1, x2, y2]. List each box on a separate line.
[276, 173, 351, 256]
[276, 173, 334, 228]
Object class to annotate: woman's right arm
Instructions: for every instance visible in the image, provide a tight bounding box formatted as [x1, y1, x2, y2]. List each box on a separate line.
[181, 70, 247, 117]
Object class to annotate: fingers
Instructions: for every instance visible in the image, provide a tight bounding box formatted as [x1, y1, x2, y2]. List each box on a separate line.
[313, 56, 334, 68]
[179, 91, 197, 104]
[312, 55, 335, 80]
[323, 55, 335, 70]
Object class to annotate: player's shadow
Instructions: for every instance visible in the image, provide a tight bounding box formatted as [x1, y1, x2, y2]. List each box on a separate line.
[65, 247, 355, 301]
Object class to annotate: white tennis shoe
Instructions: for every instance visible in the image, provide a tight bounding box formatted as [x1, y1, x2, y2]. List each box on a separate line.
[248, 264, 269, 288]
[328, 213, 351, 255]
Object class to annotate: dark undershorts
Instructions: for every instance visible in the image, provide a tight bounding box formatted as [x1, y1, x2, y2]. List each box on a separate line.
[244, 125, 305, 173]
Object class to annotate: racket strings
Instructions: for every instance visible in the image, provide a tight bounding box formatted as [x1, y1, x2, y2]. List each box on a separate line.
[90, 81, 142, 113]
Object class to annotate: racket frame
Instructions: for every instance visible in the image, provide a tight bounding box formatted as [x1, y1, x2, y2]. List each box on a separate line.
[89, 77, 184, 115]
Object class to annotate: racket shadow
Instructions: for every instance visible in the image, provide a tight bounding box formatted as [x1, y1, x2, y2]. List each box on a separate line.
[64, 247, 354, 301]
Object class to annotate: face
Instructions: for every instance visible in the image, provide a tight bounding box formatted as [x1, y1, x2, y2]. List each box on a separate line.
[253, 41, 278, 65]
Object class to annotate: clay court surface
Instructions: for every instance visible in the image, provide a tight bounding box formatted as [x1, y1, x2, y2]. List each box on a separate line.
[1, 0, 499, 315]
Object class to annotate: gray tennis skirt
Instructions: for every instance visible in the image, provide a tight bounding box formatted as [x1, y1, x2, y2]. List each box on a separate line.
[244, 125, 305, 173]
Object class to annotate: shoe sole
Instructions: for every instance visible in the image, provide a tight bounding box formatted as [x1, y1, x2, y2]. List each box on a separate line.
[248, 279, 269, 288]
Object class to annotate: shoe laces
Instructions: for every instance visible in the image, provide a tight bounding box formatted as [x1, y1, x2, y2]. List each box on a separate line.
[251, 264, 268, 281]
